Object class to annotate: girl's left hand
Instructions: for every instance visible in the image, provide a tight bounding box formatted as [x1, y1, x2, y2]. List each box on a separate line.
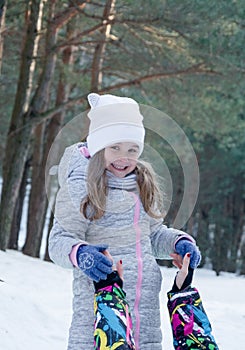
[175, 239, 201, 268]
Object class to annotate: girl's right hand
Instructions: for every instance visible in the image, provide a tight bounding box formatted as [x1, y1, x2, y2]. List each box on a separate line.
[76, 244, 113, 282]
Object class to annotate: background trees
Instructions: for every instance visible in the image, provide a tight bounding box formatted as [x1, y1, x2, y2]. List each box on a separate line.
[0, 0, 244, 274]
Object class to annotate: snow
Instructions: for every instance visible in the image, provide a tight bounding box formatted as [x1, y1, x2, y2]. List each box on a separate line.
[0, 250, 244, 350]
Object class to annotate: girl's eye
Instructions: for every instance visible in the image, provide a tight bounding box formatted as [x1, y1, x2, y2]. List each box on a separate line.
[129, 148, 138, 153]
[111, 146, 119, 151]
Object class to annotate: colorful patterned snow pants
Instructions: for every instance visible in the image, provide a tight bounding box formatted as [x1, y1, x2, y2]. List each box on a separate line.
[167, 287, 219, 350]
[94, 283, 136, 350]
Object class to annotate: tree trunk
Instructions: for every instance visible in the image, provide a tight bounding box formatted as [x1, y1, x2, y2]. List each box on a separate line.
[0, 121, 34, 250]
[212, 224, 222, 276]
[235, 196, 245, 274]
[44, 209, 54, 262]
[0, 0, 43, 250]
[239, 233, 245, 275]
[23, 122, 49, 257]
[23, 17, 75, 257]
[223, 180, 244, 273]
[196, 208, 210, 267]
[43, 22, 76, 261]
[8, 160, 30, 250]
[91, 0, 116, 92]
[22, 0, 57, 257]
[0, 0, 7, 75]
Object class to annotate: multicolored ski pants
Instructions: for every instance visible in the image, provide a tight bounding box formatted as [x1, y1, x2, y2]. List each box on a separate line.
[94, 282, 136, 350]
[167, 286, 219, 350]
[94, 272, 219, 350]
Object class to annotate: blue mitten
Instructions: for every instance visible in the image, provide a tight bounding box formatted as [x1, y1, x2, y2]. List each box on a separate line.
[175, 239, 201, 268]
[76, 244, 113, 282]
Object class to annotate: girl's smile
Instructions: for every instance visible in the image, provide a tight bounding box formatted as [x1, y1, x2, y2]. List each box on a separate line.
[104, 142, 140, 178]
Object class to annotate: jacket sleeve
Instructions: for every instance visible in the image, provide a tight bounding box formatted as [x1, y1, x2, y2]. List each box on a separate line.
[167, 287, 219, 349]
[149, 217, 195, 259]
[48, 144, 90, 269]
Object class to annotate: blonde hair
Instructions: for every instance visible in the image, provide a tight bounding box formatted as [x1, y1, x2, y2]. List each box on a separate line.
[81, 150, 165, 220]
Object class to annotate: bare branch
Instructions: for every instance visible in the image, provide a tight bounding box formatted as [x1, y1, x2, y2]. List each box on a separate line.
[99, 64, 220, 92]
[56, 22, 106, 50]
[77, 5, 163, 25]
[51, 1, 88, 30]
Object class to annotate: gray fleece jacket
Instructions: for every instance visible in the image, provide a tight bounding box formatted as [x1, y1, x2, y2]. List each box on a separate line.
[48, 143, 194, 350]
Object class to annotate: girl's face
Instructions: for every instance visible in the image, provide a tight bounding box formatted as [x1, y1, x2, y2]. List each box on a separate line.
[104, 142, 140, 178]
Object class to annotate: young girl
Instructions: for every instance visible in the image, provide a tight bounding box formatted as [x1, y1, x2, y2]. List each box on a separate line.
[48, 93, 201, 350]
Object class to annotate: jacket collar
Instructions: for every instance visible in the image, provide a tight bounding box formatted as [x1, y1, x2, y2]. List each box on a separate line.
[106, 170, 137, 191]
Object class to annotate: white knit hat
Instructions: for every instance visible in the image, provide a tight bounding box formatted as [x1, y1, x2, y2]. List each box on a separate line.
[87, 93, 145, 157]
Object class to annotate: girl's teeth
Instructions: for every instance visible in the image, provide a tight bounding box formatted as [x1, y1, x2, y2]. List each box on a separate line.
[113, 164, 126, 170]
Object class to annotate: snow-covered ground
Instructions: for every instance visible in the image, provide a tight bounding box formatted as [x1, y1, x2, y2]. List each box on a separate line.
[0, 249, 244, 350]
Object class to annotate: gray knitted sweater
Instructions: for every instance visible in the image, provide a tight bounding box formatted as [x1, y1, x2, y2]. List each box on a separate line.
[48, 143, 193, 350]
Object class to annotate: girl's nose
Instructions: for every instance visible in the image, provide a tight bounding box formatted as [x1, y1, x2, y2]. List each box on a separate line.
[116, 152, 129, 161]
[115, 157, 129, 164]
